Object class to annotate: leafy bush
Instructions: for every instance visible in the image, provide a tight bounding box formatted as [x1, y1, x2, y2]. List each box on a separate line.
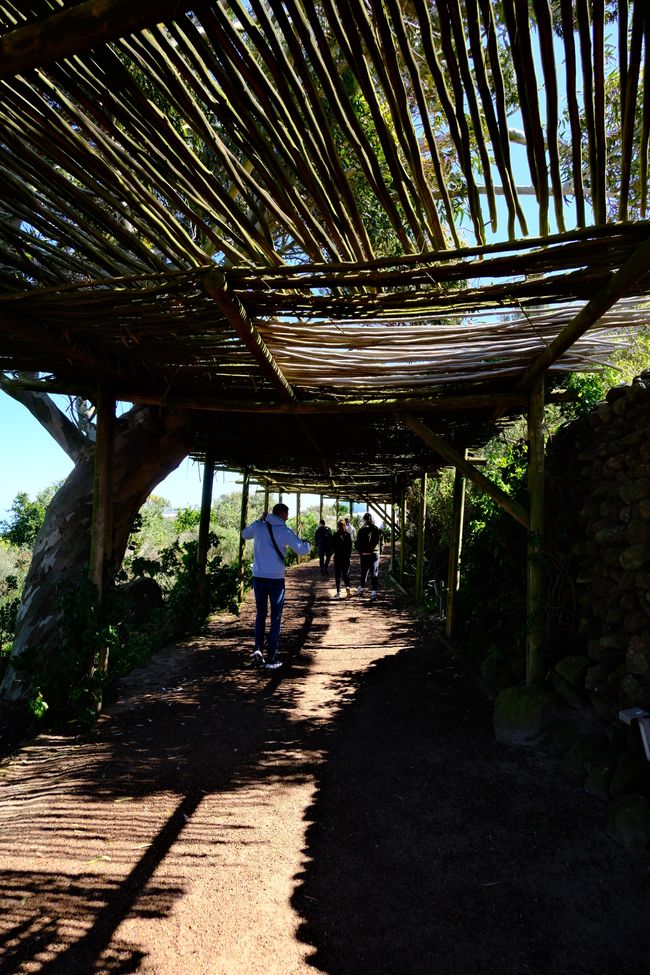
[0, 485, 58, 548]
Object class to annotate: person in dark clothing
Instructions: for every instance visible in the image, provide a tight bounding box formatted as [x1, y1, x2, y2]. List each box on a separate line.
[332, 519, 353, 598]
[314, 519, 332, 574]
[355, 511, 383, 602]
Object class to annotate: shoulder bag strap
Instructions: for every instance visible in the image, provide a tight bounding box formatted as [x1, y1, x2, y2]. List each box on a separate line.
[265, 521, 286, 563]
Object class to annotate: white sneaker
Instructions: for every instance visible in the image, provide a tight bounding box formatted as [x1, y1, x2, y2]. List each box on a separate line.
[251, 650, 264, 667]
[265, 659, 283, 670]
[356, 586, 364, 595]
[370, 591, 377, 602]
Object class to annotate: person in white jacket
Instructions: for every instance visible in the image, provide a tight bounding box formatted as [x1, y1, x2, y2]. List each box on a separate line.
[241, 503, 310, 670]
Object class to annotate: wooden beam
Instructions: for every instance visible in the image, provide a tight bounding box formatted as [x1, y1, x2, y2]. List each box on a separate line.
[518, 233, 650, 389]
[0, 308, 126, 383]
[204, 270, 297, 401]
[526, 377, 546, 685]
[0, 0, 189, 79]
[404, 414, 529, 529]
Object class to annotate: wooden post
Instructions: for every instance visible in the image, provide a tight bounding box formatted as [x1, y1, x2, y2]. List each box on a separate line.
[237, 470, 250, 603]
[527, 377, 546, 685]
[399, 486, 406, 584]
[264, 485, 270, 512]
[319, 494, 324, 521]
[415, 474, 427, 603]
[335, 496, 340, 521]
[445, 459, 467, 639]
[197, 446, 215, 600]
[90, 388, 115, 608]
[390, 486, 397, 572]
[90, 388, 115, 694]
[296, 491, 301, 535]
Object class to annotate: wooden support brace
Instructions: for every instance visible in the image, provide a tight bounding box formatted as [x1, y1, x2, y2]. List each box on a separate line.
[415, 475, 427, 603]
[444, 460, 467, 640]
[519, 232, 650, 389]
[204, 270, 296, 401]
[404, 414, 529, 529]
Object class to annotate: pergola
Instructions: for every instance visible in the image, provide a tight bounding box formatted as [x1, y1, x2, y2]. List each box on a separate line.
[2, 0, 650, 683]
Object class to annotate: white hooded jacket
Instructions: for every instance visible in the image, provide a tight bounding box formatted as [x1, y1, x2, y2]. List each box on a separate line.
[241, 513, 311, 579]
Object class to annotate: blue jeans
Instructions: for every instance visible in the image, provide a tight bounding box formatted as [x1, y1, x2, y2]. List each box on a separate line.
[252, 577, 286, 662]
[359, 552, 379, 590]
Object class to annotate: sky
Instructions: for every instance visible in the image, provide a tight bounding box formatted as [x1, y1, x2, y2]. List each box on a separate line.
[0, 391, 327, 521]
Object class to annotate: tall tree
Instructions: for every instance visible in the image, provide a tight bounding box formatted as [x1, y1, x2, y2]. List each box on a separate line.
[0, 389, 192, 708]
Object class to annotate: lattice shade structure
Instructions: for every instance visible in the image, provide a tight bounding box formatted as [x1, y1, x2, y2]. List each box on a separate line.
[2, 1, 650, 497]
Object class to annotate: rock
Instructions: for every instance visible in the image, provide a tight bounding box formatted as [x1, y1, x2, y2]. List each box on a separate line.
[555, 654, 591, 687]
[620, 674, 650, 710]
[584, 664, 607, 691]
[619, 544, 649, 571]
[115, 576, 164, 626]
[584, 763, 616, 800]
[607, 795, 650, 852]
[480, 656, 515, 693]
[620, 478, 650, 505]
[493, 685, 558, 745]
[626, 633, 650, 677]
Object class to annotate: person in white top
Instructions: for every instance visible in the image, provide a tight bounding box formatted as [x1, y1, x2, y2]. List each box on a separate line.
[241, 503, 310, 670]
[344, 516, 356, 541]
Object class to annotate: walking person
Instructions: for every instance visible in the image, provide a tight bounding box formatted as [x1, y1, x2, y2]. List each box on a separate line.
[355, 511, 383, 603]
[332, 519, 353, 598]
[314, 518, 333, 575]
[344, 516, 356, 542]
[241, 503, 310, 670]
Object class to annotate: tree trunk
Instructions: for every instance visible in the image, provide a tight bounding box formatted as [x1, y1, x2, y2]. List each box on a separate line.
[0, 405, 192, 707]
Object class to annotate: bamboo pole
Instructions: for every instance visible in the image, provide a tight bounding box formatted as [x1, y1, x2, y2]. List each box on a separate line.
[296, 491, 301, 535]
[197, 446, 215, 598]
[519, 231, 650, 389]
[527, 377, 546, 686]
[264, 484, 270, 512]
[445, 458, 467, 639]
[404, 414, 529, 528]
[237, 470, 250, 603]
[415, 475, 427, 603]
[319, 494, 324, 521]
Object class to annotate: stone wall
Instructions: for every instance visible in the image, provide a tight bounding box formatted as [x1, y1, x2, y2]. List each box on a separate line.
[543, 373, 650, 847]
[550, 373, 650, 720]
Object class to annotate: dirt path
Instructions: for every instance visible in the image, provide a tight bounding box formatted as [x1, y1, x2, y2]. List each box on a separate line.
[1, 557, 650, 974]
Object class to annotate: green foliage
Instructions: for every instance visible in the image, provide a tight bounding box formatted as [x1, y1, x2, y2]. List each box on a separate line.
[174, 506, 201, 533]
[0, 485, 58, 548]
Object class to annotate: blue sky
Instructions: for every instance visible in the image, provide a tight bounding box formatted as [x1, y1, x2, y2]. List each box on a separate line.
[0, 392, 326, 521]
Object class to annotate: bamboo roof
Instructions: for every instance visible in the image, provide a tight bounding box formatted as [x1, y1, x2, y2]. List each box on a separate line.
[1, 1, 650, 498]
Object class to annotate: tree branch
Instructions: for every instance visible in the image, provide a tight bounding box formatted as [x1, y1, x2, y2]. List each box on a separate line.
[0, 380, 90, 462]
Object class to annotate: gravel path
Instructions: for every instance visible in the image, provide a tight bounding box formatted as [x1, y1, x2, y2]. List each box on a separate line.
[1, 556, 650, 974]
